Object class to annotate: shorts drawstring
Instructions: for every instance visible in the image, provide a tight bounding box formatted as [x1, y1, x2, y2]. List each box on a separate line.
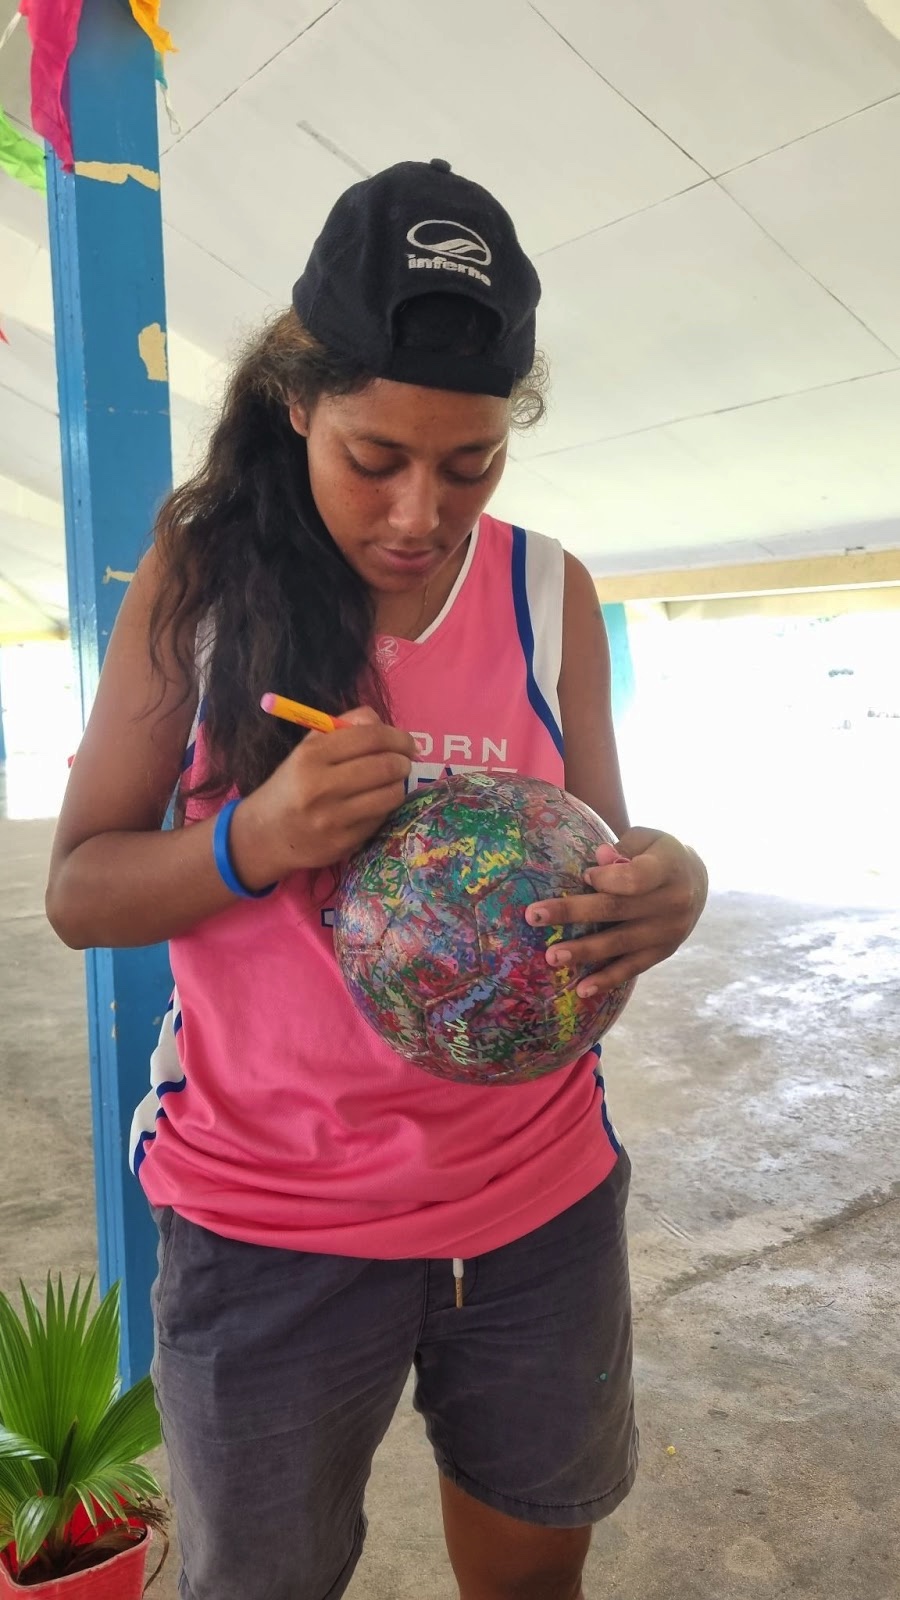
[452, 1257, 464, 1308]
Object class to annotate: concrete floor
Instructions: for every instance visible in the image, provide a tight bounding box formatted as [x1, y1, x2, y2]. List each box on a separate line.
[1, 813, 898, 1600]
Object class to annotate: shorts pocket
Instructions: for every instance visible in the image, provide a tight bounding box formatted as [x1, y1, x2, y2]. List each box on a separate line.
[150, 1205, 180, 1332]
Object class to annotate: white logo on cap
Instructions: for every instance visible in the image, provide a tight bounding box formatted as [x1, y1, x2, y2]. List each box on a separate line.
[406, 220, 492, 266]
[406, 219, 492, 287]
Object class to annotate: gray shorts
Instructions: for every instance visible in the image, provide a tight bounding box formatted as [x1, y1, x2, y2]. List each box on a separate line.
[151, 1153, 637, 1600]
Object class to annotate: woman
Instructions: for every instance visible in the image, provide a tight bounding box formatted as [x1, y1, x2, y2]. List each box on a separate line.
[47, 159, 707, 1600]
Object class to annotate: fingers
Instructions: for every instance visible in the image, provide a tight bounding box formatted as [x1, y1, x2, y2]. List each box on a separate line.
[317, 718, 419, 766]
[327, 750, 414, 799]
[340, 781, 410, 832]
[545, 918, 670, 972]
[527, 885, 678, 928]
[574, 946, 670, 999]
[543, 919, 674, 998]
[336, 705, 382, 728]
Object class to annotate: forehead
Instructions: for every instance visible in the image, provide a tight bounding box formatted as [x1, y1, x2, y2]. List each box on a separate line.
[321, 379, 510, 450]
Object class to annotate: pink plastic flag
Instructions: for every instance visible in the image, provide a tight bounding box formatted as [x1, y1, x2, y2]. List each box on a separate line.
[21, 0, 86, 170]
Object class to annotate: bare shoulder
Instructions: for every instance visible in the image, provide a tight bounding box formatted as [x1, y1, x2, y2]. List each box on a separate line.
[558, 550, 629, 835]
[561, 550, 610, 671]
[562, 548, 601, 606]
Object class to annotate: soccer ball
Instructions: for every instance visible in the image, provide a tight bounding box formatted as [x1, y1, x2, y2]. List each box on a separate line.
[333, 772, 635, 1085]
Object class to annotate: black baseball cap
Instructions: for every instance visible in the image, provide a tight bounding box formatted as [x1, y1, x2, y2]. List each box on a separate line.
[292, 158, 541, 399]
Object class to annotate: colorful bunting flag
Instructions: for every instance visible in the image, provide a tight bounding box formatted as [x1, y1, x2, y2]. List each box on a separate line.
[154, 48, 180, 135]
[0, 99, 47, 191]
[129, 0, 175, 56]
[20, 0, 86, 169]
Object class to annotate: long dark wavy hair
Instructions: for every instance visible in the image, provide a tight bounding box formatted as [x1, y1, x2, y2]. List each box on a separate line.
[148, 294, 548, 798]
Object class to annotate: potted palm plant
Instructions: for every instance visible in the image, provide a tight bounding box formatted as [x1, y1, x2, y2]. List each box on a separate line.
[0, 1277, 166, 1595]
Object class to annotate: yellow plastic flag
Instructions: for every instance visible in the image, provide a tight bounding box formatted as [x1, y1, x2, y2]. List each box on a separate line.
[128, 0, 175, 54]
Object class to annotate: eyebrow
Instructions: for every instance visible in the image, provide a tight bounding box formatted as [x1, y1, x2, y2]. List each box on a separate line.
[353, 434, 506, 455]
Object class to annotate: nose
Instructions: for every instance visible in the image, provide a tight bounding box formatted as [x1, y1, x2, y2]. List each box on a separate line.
[386, 466, 441, 541]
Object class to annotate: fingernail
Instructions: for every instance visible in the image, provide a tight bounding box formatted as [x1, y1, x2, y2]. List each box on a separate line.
[548, 948, 568, 967]
[527, 908, 546, 926]
[580, 985, 600, 999]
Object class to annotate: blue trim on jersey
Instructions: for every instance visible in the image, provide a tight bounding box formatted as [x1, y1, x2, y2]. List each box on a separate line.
[181, 741, 196, 773]
[593, 1068, 622, 1156]
[173, 1011, 183, 1036]
[132, 1129, 155, 1174]
[511, 526, 564, 759]
[156, 1076, 187, 1097]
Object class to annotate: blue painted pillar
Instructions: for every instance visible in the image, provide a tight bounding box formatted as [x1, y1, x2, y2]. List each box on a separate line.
[602, 602, 636, 725]
[46, 0, 172, 1386]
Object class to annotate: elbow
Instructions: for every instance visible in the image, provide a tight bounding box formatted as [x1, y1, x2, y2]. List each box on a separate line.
[45, 874, 90, 950]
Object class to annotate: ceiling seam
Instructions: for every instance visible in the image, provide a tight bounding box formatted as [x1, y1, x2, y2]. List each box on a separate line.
[716, 180, 900, 363]
[163, 222, 276, 302]
[715, 87, 900, 181]
[533, 178, 711, 261]
[0, 380, 58, 420]
[525, 364, 900, 459]
[526, 0, 714, 178]
[164, 0, 346, 153]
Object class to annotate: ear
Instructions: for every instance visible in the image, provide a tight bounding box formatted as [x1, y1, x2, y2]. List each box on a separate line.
[288, 400, 310, 437]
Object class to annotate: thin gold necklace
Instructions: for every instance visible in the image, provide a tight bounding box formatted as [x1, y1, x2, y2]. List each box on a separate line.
[413, 582, 430, 637]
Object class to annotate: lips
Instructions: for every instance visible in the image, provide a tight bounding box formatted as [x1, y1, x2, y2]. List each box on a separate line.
[376, 546, 437, 576]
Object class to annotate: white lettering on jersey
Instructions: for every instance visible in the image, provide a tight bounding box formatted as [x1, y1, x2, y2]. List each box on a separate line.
[412, 733, 510, 766]
[443, 734, 472, 762]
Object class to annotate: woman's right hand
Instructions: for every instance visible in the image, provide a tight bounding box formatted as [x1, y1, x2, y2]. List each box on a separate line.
[230, 707, 417, 888]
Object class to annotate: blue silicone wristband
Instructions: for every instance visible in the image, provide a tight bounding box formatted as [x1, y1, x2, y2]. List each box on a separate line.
[213, 799, 277, 900]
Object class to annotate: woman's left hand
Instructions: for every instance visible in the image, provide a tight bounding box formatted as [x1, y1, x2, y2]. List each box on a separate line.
[526, 828, 709, 998]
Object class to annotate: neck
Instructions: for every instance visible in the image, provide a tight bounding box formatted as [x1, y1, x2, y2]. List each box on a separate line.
[374, 533, 471, 639]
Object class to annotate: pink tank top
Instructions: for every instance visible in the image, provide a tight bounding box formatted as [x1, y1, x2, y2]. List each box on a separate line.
[131, 517, 620, 1257]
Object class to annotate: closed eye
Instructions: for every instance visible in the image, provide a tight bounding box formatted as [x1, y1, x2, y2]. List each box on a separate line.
[445, 466, 492, 485]
[345, 453, 496, 485]
[346, 456, 397, 480]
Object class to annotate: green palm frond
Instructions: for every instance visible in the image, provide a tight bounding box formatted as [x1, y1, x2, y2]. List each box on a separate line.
[0, 1456, 42, 1546]
[0, 1429, 53, 1464]
[0, 1278, 164, 1580]
[12, 1496, 68, 1570]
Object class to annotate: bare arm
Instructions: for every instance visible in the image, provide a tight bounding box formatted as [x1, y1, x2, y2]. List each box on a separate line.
[46, 553, 416, 950]
[46, 551, 240, 948]
[527, 550, 707, 994]
[558, 551, 630, 837]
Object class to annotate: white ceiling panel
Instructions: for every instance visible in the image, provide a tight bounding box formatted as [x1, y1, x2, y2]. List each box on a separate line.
[166, 0, 701, 266]
[0, 389, 61, 503]
[519, 181, 894, 458]
[526, 369, 900, 563]
[722, 96, 900, 359]
[0, 14, 32, 129]
[0, 517, 69, 620]
[0, 321, 57, 416]
[0, 169, 46, 251]
[161, 102, 356, 299]
[158, 0, 339, 151]
[532, 0, 900, 175]
[162, 225, 276, 360]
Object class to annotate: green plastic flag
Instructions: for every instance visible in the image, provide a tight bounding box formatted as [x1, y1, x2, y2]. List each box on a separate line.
[0, 101, 46, 193]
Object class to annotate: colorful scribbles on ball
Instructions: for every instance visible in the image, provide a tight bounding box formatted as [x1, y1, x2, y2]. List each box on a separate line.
[333, 773, 635, 1085]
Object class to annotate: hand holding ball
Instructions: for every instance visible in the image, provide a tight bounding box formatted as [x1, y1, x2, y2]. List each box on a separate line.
[334, 773, 634, 1085]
